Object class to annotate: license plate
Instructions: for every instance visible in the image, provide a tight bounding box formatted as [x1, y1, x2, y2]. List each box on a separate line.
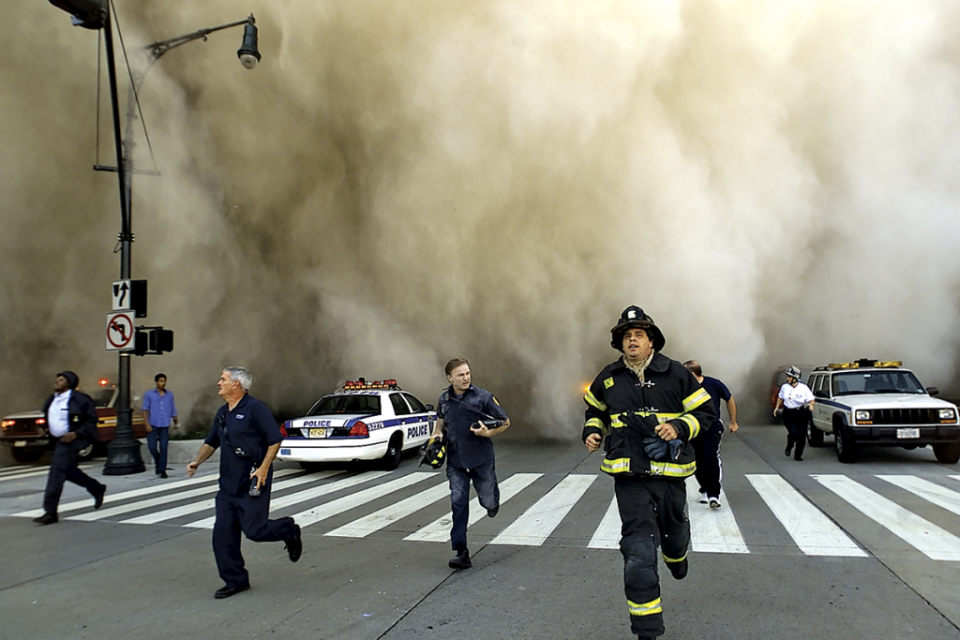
[14, 440, 27, 447]
[309, 428, 327, 438]
[897, 428, 920, 439]
[280, 448, 291, 456]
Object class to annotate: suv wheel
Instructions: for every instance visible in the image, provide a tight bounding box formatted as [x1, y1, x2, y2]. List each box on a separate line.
[807, 421, 825, 447]
[835, 424, 858, 464]
[382, 434, 403, 470]
[933, 442, 960, 464]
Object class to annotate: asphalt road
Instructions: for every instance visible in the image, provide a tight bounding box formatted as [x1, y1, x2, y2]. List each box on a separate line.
[1, 424, 958, 640]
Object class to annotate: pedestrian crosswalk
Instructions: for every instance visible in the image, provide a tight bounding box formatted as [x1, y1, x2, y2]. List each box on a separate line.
[4, 464, 960, 561]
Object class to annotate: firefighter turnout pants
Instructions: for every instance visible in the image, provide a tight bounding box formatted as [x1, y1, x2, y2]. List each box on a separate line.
[614, 476, 690, 638]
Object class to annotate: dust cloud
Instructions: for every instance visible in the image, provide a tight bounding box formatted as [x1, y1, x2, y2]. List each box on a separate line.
[3, 1, 960, 436]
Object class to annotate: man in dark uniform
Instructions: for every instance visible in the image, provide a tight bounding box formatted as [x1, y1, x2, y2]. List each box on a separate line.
[187, 366, 302, 599]
[429, 358, 510, 570]
[683, 360, 738, 509]
[583, 307, 714, 640]
[34, 371, 106, 524]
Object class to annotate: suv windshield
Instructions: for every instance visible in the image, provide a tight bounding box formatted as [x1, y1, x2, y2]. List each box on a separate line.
[306, 394, 381, 416]
[832, 371, 925, 396]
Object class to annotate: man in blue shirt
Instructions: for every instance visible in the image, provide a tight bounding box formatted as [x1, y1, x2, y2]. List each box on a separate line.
[430, 358, 510, 569]
[683, 360, 738, 508]
[142, 373, 179, 478]
[186, 366, 302, 599]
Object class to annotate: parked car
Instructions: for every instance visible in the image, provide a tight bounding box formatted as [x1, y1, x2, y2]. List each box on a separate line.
[0, 379, 146, 464]
[277, 379, 436, 471]
[806, 359, 960, 464]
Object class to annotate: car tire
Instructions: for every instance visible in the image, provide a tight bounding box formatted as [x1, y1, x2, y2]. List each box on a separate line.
[299, 461, 324, 472]
[10, 448, 45, 464]
[807, 421, 825, 447]
[382, 434, 403, 470]
[932, 442, 960, 464]
[835, 424, 858, 464]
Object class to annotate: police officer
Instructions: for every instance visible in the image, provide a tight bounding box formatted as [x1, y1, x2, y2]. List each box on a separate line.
[773, 365, 815, 461]
[430, 358, 510, 570]
[187, 366, 302, 599]
[33, 371, 106, 524]
[583, 307, 714, 640]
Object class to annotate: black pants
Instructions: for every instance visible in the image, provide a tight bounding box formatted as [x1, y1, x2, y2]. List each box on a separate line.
[692, 422, 724, 498]
[213, 483, 297, 588]
[43, 440, 103, 514]
[782, 408, 810, 460]
[615, 476, 690, 638]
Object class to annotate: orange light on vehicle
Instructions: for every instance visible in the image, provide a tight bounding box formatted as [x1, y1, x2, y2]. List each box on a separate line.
[99, 378, 109, 387]
[1, 420, 14, 428]
[35, 418, 46, 425]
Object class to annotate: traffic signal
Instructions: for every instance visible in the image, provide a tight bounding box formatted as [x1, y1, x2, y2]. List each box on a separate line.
[149, 329, 174, 353]
[133, 330, 149, 356]
[132, 327, 174, 356]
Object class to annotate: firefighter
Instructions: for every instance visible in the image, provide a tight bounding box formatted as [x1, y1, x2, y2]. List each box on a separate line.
[583, 306, 715, 640]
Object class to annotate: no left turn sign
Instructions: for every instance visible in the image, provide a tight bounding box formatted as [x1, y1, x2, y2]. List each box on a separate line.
[106, 311, 135, 351]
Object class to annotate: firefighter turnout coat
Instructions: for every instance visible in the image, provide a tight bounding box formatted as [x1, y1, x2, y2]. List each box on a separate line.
[582, 352, 715, 477]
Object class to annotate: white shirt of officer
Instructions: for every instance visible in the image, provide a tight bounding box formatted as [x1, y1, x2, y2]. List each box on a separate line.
[48, 389, 72, 437]
[779, 382, 815, 409]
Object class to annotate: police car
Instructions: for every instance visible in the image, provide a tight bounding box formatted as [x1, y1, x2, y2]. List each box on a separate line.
[276, 379, 436, 470]
[806, 360, 960, 464]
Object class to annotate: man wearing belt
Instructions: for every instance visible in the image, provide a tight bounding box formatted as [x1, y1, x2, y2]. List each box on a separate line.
[187, 366, 302, 599]
[142, 372, 179, 478]
[683, 360, 738, 509]
[34, 371, 106, 525]
[583, 307, 714, 640]
[430, 358, 510, 570]
[773, 366, 815, 461]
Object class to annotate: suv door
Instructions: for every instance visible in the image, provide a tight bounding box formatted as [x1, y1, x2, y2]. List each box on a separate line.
[810, 373, 833, 434]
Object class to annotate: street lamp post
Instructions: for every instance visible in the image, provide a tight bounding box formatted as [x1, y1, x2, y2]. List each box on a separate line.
[48, 1, 261, 474]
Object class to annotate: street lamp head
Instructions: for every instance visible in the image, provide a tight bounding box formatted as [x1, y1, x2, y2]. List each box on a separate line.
[237, 15, 261, 69]
[48, 0, 107, 29]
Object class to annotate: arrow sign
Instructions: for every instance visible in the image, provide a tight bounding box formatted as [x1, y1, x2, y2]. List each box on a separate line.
[105, 311, 135, 351]
[112, 280, 132, 311]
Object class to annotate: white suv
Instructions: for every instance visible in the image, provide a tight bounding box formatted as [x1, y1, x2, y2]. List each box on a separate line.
[806, 360, 960, 464]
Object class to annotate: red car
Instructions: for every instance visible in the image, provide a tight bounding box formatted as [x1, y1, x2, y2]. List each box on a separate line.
[0, 379, 147, 464]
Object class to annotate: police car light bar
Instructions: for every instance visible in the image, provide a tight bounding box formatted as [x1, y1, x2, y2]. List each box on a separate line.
[342, 379, 399, 390]
[827, 360, 903, 370]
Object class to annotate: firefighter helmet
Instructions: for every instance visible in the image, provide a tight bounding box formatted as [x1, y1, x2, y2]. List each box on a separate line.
[418, 436, 446, 469]
[610, 306, 666, 352]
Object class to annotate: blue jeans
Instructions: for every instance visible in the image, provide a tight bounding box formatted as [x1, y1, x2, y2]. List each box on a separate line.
[446, 459, 499, 551]
[147, 427, 169, 474]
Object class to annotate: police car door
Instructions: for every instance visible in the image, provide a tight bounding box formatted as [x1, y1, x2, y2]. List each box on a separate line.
[398, 392, 433, 450]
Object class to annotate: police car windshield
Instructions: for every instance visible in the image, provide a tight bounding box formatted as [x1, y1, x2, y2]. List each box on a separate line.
[306, 394, 381, 416]
[832, 371, 925, 396]
[90, 388, 115, 407]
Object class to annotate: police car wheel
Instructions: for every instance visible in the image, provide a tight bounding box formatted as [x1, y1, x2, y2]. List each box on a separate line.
[382, 434, 403, 470]
[10, 448, 44, 464]
[933, 442, 960, 464]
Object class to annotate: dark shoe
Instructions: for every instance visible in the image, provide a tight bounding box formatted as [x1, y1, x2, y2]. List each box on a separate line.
[92, 485, 106, 510]
[795, 456, 803, 462]
[214, 583, 250, 599]
[785, 443, 792, 457]
[448, 548, 472, 569]
[667, 558, 688, 580]
[285, 524, 302, 562]
[32, 512, 58, 525]
[487, 504, 499, 518]
[159, 472, 168, 479]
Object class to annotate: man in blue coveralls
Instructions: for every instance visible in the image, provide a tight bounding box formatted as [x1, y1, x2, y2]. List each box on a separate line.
[430, 358, 510, 569]
[186, 366, 302, 599]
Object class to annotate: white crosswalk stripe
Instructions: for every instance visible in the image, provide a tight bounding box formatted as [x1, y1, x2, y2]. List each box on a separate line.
[747, 474, 865, 557]
[813, 474, 960, 562]
[490, 474, 596, 546]
[6, 466, 960, 559]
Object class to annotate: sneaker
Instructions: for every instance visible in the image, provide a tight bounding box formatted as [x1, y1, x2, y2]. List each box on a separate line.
[699, 492, 708, 504]
[709, 497, 721, 509]
[448, 548, 472, 569]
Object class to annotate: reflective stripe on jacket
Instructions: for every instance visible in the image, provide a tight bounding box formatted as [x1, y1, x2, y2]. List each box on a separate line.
[582, 352, 715, 478]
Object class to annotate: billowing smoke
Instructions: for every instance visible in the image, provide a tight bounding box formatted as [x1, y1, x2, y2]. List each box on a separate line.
[4, 1, 960, 436]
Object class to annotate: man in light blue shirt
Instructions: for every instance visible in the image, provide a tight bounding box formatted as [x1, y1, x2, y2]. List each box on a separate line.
[142, 373, 179, 478]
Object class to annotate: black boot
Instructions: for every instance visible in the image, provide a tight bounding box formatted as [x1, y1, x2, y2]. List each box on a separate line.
[448, 548, 472, 569]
